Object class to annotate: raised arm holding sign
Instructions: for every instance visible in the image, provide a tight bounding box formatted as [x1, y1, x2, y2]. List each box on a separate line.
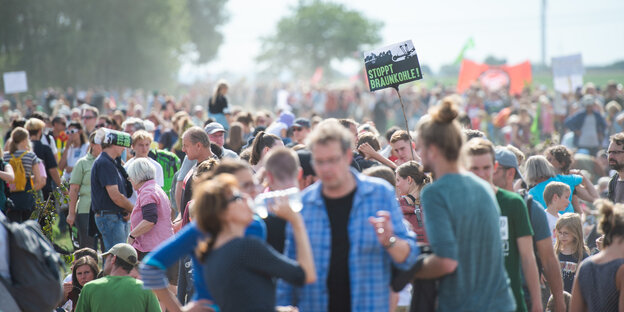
[363, 40, 423, 163]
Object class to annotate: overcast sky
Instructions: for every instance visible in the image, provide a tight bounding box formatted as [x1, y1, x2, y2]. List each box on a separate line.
[179, 0, 624, 82]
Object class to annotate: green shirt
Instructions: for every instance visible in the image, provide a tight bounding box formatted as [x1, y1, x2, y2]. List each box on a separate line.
[69, 153, 95, 214]
[421, 173, 515, 311]
[496, 188, 534, 312]
[75, 275, 160, 312]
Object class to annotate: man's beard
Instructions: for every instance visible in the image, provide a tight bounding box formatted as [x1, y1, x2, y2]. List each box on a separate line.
[610, 160, 624, 171]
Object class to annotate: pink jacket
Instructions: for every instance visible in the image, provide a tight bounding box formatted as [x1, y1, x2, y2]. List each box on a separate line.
[130, 179, 173, 252]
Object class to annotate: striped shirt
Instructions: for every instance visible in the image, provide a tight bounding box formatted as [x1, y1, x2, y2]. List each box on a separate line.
[3, 150, 40, 178]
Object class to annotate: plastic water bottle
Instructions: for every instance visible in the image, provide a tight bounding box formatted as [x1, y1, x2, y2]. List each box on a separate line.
[253, 187, 302, 219]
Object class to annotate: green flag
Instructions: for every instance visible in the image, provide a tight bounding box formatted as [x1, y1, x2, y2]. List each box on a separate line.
[454, 37, 475, 65]
[531, 102, 541, 146]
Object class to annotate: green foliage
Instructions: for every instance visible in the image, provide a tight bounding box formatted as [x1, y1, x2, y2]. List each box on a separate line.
[30, 182, 69, 241]
[186, 0, 229, 64]
[257, 0, 383, 78]
[0, 0, 228, 89]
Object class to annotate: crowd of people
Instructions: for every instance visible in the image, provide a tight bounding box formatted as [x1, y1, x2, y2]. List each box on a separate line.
[0, 78, 623, 312]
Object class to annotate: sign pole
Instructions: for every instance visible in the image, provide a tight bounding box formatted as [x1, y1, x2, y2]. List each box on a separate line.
[393, 86, 416, 162]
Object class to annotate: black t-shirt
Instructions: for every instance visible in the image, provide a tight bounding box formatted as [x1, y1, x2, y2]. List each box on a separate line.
[208, 95, 228, 114]
[323, 187, 356, 312]
[159, 130, 178, 151]
[32, 140, 58, 197]
[265, 215, 287, 253]
[558, 251, 589, 293]
[90, 151, 128, 214]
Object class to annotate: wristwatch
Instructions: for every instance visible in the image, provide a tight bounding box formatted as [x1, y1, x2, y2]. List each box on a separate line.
[384, 236, 397, 249]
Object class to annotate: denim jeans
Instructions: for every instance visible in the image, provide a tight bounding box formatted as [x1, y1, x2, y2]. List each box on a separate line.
[94, 213, 129, 252]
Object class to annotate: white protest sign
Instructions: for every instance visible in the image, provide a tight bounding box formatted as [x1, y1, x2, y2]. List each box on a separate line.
[551, 54, 583, 94]
[3, 71, 28, 94]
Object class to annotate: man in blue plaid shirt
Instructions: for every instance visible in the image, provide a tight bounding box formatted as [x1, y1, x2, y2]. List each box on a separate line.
[277, 119, 419, 312]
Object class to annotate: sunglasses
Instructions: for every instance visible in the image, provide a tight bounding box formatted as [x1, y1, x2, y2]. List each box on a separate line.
[95, 123, 107, 129]
[292, 127, 303, 132]
[66, 129, 80, 134]
[81, 115, 96, 120]
[227, 193, 244, 204]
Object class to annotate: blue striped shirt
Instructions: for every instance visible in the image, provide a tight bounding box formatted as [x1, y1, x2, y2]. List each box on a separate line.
[277, 170, 419, 312]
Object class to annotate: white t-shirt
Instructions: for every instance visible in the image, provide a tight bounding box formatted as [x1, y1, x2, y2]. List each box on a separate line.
[124, 157, 164, 206]
[62, 143, 89, 181]
[546, 211, 559, 245]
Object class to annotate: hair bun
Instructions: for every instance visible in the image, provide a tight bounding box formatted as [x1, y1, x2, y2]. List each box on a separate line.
[596, 199, 615, 235]
[431, 97, 459, 124]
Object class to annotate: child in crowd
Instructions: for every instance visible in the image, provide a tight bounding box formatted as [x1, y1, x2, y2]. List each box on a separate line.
[554, 213, 589, 293]
[395, 160, 430, 244]
[543, 182, 571, 244]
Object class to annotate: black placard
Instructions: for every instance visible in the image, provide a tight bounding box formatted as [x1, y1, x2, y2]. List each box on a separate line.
[364, 40, 423, 92]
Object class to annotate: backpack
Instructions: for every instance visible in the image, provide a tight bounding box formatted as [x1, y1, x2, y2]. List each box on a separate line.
[0, 215, 64, 312]
[9, 151, 28, 192]
[148, 149, 181, 195]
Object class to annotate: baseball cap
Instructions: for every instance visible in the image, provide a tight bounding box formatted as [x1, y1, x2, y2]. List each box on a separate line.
[291, 118, 311, 129]
[204, 122, 226, 135]
[495, 147, 523, 181]
[101, 243, 138, 266]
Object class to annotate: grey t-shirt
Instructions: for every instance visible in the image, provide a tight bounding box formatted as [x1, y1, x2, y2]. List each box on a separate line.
[203, 237, 305, 311]
[613, 180, 624, 203]
[176, 157, 197, 182]
[578, 114, 599, 148]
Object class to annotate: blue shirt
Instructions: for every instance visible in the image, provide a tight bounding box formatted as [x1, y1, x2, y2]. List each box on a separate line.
[528, 174, 583, 214]
[140, 218, 266, 301]
[277, 170, 419, 312]
[90, 151, 127, 213]
[421, 172, 515, 311]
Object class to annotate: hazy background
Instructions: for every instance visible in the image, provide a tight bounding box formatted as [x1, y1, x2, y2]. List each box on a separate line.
[180, 0, 624, 82]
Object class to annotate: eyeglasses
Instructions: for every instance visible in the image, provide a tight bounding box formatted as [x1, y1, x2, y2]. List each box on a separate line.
[607, 150, 624, 155]
[81, 115, 96, 120]
[227, 193, 243, 204]
[557, 230, 571, 238]
[66, 129, 79, 134]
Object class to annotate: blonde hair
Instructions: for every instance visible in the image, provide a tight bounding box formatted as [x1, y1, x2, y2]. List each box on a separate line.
[9, 127, 29, 154]
[25, 118, 45, 137]
[543, 182, 570, 207]
[210, 80, 229, 106]
[555, 213, 588, 262]
[131, 130, 153, 145]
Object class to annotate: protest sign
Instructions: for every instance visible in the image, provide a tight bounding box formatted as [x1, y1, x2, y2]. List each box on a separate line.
[3, 71, 28, 94]
[364, 40, 423, 92]
[551, 54, 584, 94]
